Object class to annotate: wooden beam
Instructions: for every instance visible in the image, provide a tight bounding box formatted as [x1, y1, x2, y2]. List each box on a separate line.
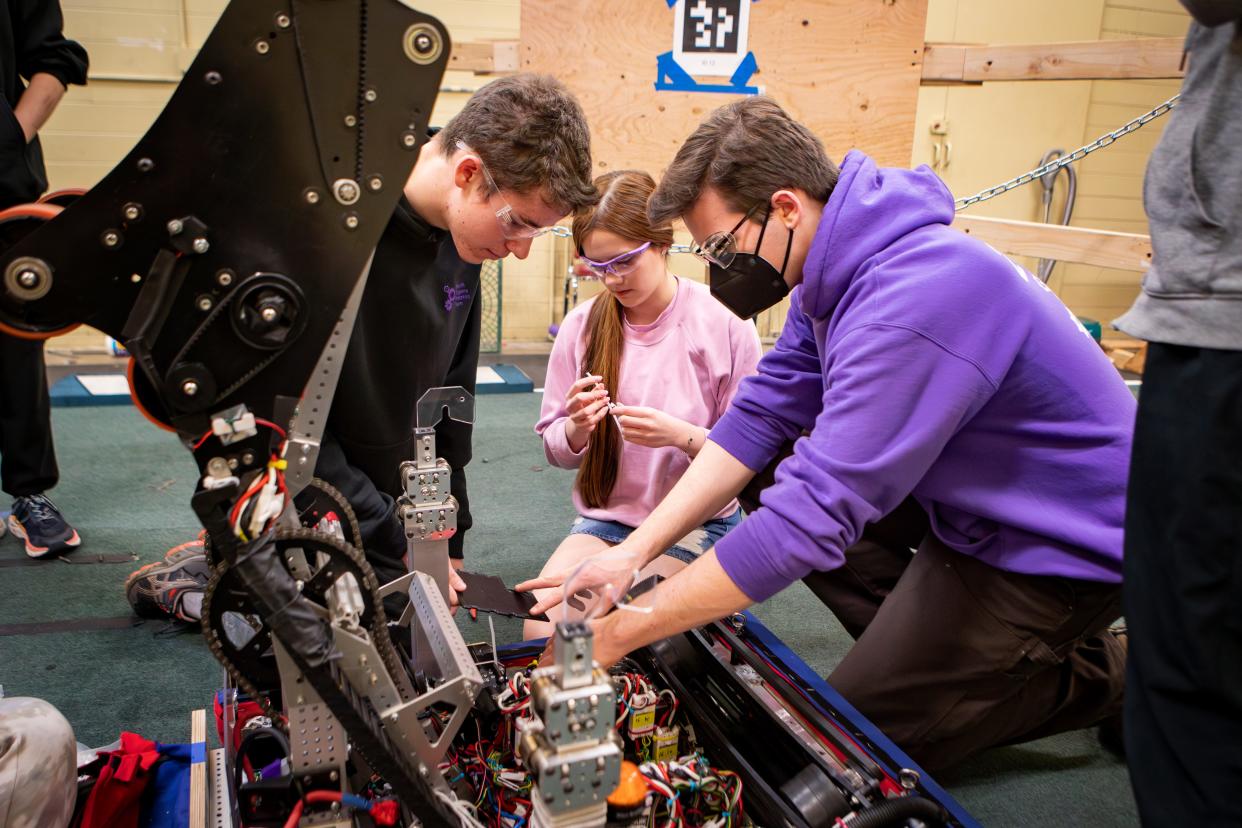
[923, 38, 1184, 84]
[448, 40, 519, 74]
[189, 708, 206, 828]
[953, 215, 1153, 272]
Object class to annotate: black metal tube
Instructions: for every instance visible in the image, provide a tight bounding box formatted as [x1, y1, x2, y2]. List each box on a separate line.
[848, 795, 949, 828]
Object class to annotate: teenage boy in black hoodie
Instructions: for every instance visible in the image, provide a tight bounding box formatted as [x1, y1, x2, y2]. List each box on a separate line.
[127, 74, 597, 623]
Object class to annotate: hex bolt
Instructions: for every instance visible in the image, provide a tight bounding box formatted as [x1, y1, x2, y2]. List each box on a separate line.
[255, 40, 270, 54]
[123, 204, 141, 221]
[304, 189, 321, 205]
[368, 176, 383, 191]
[181, 380, 199, 397]
[260, 306, 278, 322]
[344, 114, 357, 128]
[227, 457, 239, 470]
[192, 237, 210, 254]
[414, 33, 433, 53]
[329, 770, 339, 782]
[102, 231, 120, 248]
[402, 132, 417, 148]
[275, 12, 291, 28]
[344, 215, 359, 230]
[130, 273, 142, 283]
[216, 270, 234, 287]
[241, 451, 256, 465]
[205, 70, 222, 85]
[17, 270, 38, 288]
[197, 296, 213, 312]
[137, 157, 154, 172]
[364, 89, 377, 103]
[167, 219, 183, 236]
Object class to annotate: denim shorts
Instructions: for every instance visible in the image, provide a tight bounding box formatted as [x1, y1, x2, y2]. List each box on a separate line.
[568, 510, 742, 564]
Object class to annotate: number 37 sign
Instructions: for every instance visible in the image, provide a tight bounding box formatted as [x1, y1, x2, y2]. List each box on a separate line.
[656, 0, 760, 95]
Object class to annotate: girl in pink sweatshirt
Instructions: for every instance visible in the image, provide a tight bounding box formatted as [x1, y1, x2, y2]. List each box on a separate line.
[524, 170, 761, 636]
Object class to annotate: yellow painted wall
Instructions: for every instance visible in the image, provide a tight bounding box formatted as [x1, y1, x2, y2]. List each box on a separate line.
[916, 0, 1188, 333]
[37, 0, 1188, 350]
[1059, 0, 1187, 327]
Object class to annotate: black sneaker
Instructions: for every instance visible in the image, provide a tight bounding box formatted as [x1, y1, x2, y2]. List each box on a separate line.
[7, 494, 82, 559]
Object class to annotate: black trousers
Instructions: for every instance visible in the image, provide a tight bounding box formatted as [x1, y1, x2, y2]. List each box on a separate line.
[741, 465, 1126, 771]
[0, 334, 58, 498]
[1123, 342, 1242, 825]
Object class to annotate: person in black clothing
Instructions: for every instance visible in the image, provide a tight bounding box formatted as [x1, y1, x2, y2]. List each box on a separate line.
[1113, 2, 1242, 822]
[1, 0, 88, 558]
[127, 74, 597, 622]
[317, 74, 597, 607]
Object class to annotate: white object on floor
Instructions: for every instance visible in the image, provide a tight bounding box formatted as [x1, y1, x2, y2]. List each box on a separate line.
[78, 374, 130, 395]
[476, 365, 504, 385]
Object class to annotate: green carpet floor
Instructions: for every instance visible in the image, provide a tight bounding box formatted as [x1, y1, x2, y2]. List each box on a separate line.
[0, 396, 1138, 825]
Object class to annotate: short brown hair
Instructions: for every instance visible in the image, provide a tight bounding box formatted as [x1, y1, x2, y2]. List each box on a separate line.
[439, 74, 597, 214]
[648, 97, 839, 225]
[570, 171, 674, 508]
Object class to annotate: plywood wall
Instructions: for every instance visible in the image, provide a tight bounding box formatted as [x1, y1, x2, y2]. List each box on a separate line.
[521, 0, 929, 178]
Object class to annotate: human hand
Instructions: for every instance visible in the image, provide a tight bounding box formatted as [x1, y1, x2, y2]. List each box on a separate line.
[564, 374, 612, 451]
[538, 615, 629, 669]
[448, 561, 467, 614]
[612, 405, 698, 451]
[516, 545, 644, 618]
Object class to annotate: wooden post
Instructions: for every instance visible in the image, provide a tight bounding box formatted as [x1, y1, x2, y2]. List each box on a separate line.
[922, 38, 1185, 84]
[448, 40, 519, 75]
[953, 215, 1153, 272]
[189, 708, 207, 828]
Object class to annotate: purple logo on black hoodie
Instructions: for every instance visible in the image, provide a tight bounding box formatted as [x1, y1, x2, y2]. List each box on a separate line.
[443, 282, 470, 312]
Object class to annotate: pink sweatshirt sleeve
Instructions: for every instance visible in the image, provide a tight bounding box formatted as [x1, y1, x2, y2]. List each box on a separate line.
[535, 305, 591, 468]
[718, 316, 763, 414]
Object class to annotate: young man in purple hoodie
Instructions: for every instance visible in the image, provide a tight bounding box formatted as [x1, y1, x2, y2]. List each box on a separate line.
[523, 97, 1134, 770]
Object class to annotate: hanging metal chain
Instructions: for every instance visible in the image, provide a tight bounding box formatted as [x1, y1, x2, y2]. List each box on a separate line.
[954, 94, 1180, 211]
[546, 224, 695, 254]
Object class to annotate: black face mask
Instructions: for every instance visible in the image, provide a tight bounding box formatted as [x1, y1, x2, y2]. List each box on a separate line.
[709, 206, 794, 319]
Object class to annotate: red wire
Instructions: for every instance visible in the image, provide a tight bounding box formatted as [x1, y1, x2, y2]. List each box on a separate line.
[282, 799, 303, 828]
[192, 417, 287, 451]
[255, 417, 288, 438]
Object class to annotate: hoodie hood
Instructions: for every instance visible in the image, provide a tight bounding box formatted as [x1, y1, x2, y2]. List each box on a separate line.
[800, 150, 955, 319]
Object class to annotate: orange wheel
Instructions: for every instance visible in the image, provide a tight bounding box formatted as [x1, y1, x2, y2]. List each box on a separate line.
[0, 202, 76, 340]
[127, 356, 176, 433]
[0, 319, 80, 340]
[37, 188, 87, 208]
[0, 201, 62, 223]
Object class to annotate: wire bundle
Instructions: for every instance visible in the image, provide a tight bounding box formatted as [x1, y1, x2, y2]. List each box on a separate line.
[441, 709, 535, 827]
[637, 753, 744, 828]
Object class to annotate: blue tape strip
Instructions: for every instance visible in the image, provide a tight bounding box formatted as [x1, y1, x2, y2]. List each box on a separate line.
[740, 611, 980, 828]
[729, 51, 758, 87]
[190, 741, 207, 764]
[654, 51, 760, 95]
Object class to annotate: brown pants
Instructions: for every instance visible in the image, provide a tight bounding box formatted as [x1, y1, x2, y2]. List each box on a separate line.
[800, 501, 1126, 771]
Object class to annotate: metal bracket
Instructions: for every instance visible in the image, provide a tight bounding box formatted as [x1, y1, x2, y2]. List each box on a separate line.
[283, 253, 373, 498]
